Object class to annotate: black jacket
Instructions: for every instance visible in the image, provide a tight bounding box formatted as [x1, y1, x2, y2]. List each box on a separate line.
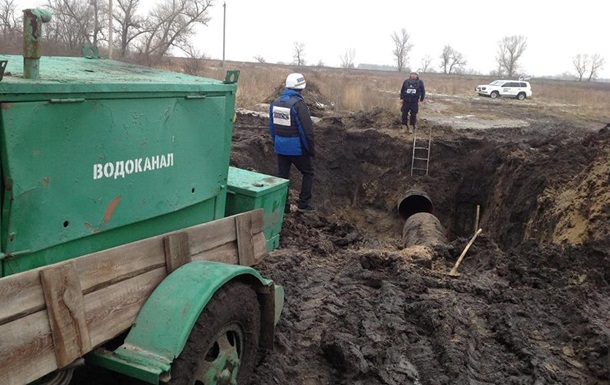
[400, 78, 425, 103]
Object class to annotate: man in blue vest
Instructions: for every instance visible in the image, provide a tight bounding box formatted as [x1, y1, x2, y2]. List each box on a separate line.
[269, 73, 316, 213]
[400, 71, 426, 133]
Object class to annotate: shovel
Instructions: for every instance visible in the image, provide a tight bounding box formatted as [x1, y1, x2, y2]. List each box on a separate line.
[448, 228, 483, 277]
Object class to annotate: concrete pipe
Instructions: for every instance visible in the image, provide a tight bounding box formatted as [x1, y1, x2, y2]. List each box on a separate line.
[401, 212, 448, 248]
[397, 189, 448, 249]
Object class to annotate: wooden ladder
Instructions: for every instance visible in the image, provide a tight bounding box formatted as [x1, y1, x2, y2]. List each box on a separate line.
[410, 125, 432, 176]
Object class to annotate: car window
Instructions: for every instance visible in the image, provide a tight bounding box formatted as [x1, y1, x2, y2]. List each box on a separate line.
[519, 82, 527, 88]
[490, 80, 503, 86]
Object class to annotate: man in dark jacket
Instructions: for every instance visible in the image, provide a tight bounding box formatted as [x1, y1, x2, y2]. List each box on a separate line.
[269, 73, 316, 213]
[400, 71, 426, 132]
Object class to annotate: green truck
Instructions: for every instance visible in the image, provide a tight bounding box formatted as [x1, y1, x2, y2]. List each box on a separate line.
[0, 9, 288, 385]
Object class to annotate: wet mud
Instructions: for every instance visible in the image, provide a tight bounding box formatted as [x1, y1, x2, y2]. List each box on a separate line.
[72, 97, 610, 385]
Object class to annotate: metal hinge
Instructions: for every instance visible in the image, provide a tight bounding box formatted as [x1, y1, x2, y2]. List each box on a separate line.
[224, 70, 240, 84]
[0, 60, 8, 81]
[49, 98, 86, 104]
[82, 44, 101, 59]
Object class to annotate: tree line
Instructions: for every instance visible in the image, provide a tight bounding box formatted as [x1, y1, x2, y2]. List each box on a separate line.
[0, 0, 212, 66]
[386, 28, 605, 81]
[283, 31, 605, 81]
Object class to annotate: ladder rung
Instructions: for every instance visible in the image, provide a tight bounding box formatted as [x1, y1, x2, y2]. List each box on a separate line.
[411, 126, 432, 176]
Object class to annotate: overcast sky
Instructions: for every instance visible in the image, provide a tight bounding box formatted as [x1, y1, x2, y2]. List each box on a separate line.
[15, 0, 610, 79]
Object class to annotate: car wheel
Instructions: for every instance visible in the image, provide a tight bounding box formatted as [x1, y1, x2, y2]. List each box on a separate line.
[167, 281, 260, 385]
[517, 92, 526, 100]
[490, 91, 499, 99]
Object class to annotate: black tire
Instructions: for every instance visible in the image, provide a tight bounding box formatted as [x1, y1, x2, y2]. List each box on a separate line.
[39, 368, 74, 385]
[490, 91, 499, 99]
[517, 92, 526, 100]
[168, 281, 260, 385]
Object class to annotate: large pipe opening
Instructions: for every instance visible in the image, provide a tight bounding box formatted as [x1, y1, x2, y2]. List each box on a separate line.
[397, 189, 434, 221]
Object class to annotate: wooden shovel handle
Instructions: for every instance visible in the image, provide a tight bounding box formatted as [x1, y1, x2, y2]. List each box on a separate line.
[449, 228, 483, 276]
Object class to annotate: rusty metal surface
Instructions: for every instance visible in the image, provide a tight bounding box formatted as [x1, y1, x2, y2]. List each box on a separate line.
[22, 8, 52, 79]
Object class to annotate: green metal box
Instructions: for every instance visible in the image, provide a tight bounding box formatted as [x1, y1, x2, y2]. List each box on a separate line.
[225, 167, 288, 252]
[0, 56, 237, 276]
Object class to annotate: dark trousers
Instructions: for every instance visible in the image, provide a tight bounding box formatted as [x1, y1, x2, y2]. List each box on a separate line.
[278, 154, 314, 208]
[401, 101, 419, 126]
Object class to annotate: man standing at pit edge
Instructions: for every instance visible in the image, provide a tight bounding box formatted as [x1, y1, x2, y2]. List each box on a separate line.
[400, 71, 426, 133]
[269, 73, 316, 213]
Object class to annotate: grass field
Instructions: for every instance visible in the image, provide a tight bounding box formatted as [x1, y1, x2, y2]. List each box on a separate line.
[169, 58, 610, 123]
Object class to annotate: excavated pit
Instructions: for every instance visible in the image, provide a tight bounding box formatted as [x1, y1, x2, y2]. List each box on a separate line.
[73, 108, 610, 385]
[232, 111, 610, 385]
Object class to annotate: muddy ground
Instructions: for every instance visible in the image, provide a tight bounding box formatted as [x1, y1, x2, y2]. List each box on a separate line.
[74, 93, 610, 385]
[234, 93, 610, 385]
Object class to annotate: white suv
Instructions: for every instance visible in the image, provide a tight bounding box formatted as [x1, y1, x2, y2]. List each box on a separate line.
[475, 80, 532, 100]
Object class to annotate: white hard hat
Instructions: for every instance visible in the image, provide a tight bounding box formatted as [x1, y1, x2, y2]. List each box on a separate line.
[286, 73, 306, 90]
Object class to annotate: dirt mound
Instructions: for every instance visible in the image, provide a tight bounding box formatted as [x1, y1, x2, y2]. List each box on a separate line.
[527, 127, 610, 246]
[336, 107, 402, 130]
[265, 79, 334, 116]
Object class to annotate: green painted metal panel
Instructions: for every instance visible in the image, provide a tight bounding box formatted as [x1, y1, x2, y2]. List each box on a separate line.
[1, 199, 218, 275]
[86, 348, 165, 384]
[225, 167, 288, 251]
[0, 56, 237, 276]
[0, 55, 235, 100]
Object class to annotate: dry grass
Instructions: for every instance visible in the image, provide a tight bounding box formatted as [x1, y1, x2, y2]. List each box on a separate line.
[171, 58, 610, 122]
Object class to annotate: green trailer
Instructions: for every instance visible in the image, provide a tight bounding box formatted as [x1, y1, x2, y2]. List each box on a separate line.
[0, 9, 286, 385]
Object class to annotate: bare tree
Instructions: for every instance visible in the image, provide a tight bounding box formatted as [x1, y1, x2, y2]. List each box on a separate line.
[439, 45, 467, 74]
[137, 0, 213, 66]
[340, 48, 356, 68]
[420, 55, 433, 73]
[587, 53, 605, 82]
[440, 45, 452, 74]
[180, 43, 207, 75]
[391, 29, 412, 72]
[0, 0, 20, 39]
[253, 55, 266, 63]
[114, 0, 146, 58]
[89, 0, 107, 47]
[496, 35, 527, 78]
[44, 0, 108, 54]
[572, 54, 589, 81]
[293, 41, 306, 66]
[0, 0, 21, 53]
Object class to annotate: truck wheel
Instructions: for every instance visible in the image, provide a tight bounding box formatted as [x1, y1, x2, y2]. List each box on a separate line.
[38, 368, 74, 385]
[168, 281, 260, 385]
[517, 92, 526, 100]
[490, 91, 499, 99]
